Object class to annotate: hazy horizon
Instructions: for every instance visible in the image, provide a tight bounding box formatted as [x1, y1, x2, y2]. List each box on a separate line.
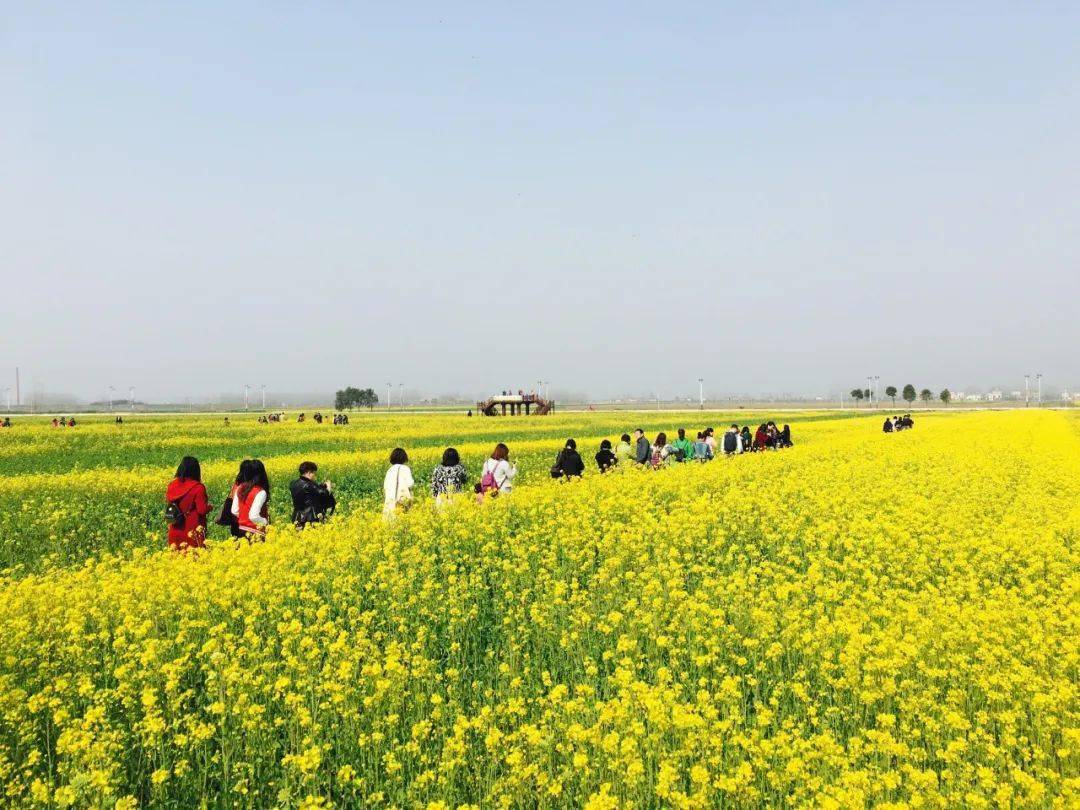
[5, 4, 1079, 403]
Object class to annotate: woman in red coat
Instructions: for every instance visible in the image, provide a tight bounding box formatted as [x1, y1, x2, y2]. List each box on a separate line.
[166, 456, 211, 550]
[754, 424, 768, 452]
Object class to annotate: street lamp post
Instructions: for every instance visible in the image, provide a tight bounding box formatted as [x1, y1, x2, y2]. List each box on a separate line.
[386, 382, 391, 411]
[261, 385, 266, 410]
[244, 385, 250, 411]
[698, 378, 704, 410]
[1024, 375, 1030, 407]
[399, 383, 404, 410]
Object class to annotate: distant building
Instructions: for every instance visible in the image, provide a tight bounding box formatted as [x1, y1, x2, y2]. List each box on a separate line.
[987, 390, 1003, 402]
[965, 393, 984, 402]
[1009, 390, 1023, 400]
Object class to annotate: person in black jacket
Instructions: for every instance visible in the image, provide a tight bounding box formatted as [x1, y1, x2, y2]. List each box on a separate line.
[290, 461, 336, 527]
[595, 439, 617, 473]
[552, 439, 586, 479]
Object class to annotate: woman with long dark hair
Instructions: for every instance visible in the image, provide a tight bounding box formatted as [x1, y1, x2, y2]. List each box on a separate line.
[166, 456, 211, 550]
[231, 459, 270, 538]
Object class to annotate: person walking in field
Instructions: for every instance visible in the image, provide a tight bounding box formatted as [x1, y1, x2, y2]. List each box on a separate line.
[165, 456, 211, 550]
[740, 425, 752, 452]
[693, 431, 712, 461]
[614, 434, 633, 465]
[383, 448, 414, 519]
[779, 424, 793, 448]
[480, 443, 517, 494]
[289, 461, 336, 528]
[232, 459, 270, 539]
[215, 460, 249, 537]
[551, 438, 585, 479]
[704, 427, 718, 456]
[671, 428, 694, 462]
[633, 429, 651, 466]
[430, 447, 468, 505]
[722, 425, 739, 455]
[595, 439, 618, 473]
[651, 432, 672, 468]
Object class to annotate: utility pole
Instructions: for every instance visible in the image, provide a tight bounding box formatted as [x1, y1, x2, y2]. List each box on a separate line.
[698, 378, 704, 410]
[1037, 373, 1042, 406]
[108, 386, 115, 412]
[386, 382, 391, 411]
[261, 385, 266, 410]
[244, 384, 250, 411]
[873, 376, 880, 406]
[1024, 375, 1030, 407]
[867, 376, 873, 408]
[129, 386, 135, 412]
[398, 383, 404, 409]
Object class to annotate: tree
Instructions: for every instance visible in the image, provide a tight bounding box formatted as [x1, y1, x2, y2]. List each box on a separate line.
[939, 389, 951, 406]
[885, 385, 898, 404]
[902, 384, 917, 405]
[850, 388, 864, 406]
[864, 389, 871, 401]
[357, 388, 379, 410]
[919, 388, 933, 405]
[334, 387, 363, 410]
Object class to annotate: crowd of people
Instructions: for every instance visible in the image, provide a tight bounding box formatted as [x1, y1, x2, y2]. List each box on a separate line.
[163, 420, 795, 548]
[0, 417, 11, 428]
[882, 414, 915, 433]
[259, 412, 349, 425]
[50, 417, 77, 427]
[164, 456, 337, 550]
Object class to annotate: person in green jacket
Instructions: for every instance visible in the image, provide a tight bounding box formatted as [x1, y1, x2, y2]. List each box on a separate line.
[614, 434, 634, 465]
[671, 428, 694, 462]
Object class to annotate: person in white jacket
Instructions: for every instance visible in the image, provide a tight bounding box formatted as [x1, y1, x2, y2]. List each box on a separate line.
[383, 448, 414, 520]
[480, 443, 517, 494]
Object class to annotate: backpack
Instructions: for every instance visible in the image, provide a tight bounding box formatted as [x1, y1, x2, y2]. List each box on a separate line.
[723, 432, 737, 453]
[480, 461, 501, 492]
[550, 450, 565, 479]
[164, 499, 185, 528]
[165, 484, 195, 528]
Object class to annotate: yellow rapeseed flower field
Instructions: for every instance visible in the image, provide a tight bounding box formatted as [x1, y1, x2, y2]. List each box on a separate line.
[0, 409, 1077, 807]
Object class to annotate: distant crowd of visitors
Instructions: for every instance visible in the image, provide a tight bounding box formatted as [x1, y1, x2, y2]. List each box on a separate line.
[882, 414, 915, 433]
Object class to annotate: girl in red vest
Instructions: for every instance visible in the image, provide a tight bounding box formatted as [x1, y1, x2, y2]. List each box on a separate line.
[231, 459, 270, 539]
[166, 456, 211, 550]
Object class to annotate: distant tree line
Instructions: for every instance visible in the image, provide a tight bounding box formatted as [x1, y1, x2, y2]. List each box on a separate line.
[334, 387, 379, 410]
[848, 385, 951, 407]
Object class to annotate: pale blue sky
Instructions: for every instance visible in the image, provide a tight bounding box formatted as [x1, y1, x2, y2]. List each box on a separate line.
[3, 3, 1078, 401]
